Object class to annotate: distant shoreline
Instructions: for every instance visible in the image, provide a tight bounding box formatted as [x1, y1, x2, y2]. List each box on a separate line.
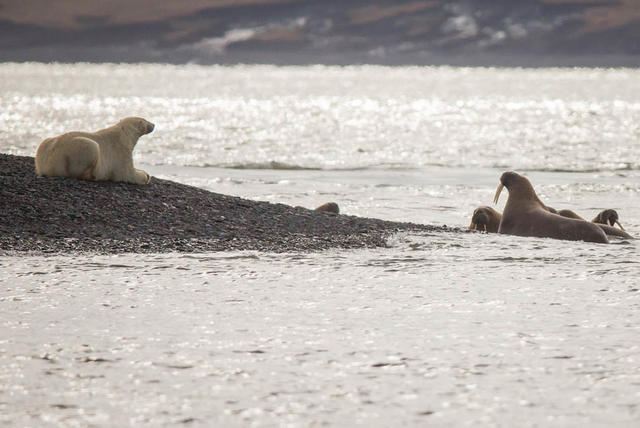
[3, 0, 639, 69]
[2, 53, 639, 69]
[0, 154, 449, 255]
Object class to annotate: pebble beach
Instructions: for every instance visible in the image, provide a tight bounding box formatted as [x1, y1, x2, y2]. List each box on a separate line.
[0, 154, 447, 255]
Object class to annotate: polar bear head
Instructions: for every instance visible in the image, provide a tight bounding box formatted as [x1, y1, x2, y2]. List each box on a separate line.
[117, 117, 155, 147]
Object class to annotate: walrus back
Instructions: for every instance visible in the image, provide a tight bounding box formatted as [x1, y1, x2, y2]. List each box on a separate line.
[535, 213, 609, 243]
[500, 209, 608, 243]
[556, 217, 609, 243]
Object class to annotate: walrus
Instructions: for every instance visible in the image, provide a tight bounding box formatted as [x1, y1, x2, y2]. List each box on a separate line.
[470, 206, 631, 238]
[557, 208, 631, 238]
[470, 205, 632, 239]
[315, 202, 340, 215]
[494, 171, 609, 243]
[592, 209, 625, 230]
[469, 206, 502, 232]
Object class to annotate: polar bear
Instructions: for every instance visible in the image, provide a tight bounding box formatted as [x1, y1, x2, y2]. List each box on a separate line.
[35, 117, 154, 185]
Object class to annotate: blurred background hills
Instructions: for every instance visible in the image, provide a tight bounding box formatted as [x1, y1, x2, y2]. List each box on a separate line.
[1, 0, 639, 66]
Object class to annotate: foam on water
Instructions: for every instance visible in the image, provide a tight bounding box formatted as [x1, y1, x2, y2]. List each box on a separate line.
[1, 63, 639, 426]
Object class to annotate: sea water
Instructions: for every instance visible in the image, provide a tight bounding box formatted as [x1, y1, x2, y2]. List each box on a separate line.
[1, 63, 639, 426]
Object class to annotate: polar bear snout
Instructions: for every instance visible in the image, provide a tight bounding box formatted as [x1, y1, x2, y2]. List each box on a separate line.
[126, 117, 154, 135]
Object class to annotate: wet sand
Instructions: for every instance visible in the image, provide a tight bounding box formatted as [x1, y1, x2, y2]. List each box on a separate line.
[0, 154, 447, 254]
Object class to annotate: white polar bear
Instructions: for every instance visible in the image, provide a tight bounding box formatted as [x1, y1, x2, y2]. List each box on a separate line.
[35, 117, 154, 185]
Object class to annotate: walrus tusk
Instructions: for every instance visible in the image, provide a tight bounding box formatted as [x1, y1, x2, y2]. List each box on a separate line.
[615, 221, 625, 231]
[493, 183, 504, 205]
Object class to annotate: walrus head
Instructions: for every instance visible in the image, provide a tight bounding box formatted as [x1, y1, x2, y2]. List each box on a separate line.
[593, 209, 624, 230]
[315, 202, 340, 214]
[469, 206, 502, 232]
[493, 171, 542, 205]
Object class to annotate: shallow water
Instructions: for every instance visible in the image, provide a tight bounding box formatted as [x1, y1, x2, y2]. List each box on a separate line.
[1, 63, 640, 426]
[2, 238, 640, 427]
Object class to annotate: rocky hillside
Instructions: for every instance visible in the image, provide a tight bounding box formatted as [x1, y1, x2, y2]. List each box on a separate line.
[0, 0, 638, 66]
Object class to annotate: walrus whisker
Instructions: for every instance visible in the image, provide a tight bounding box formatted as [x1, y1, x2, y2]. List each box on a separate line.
[493, 183, 504, 205]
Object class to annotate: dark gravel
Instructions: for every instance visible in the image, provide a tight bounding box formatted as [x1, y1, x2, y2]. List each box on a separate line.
[0, 154, 452, 255]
